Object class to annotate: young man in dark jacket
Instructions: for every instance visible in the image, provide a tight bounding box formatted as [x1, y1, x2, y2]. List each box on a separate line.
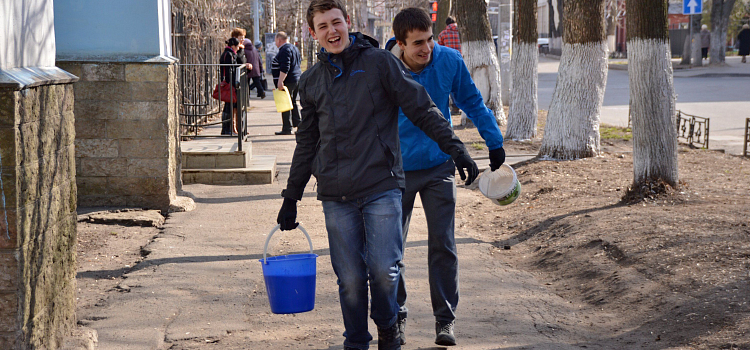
[387, 8, 505, 347]
[274, 31, 302, 135]
[275, 1, 478, 349]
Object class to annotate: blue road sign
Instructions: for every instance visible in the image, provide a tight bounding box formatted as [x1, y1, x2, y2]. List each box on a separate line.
[684, 0, 702, 15]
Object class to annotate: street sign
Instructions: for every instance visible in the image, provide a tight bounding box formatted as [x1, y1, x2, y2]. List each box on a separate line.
[683, 0, 701, 15]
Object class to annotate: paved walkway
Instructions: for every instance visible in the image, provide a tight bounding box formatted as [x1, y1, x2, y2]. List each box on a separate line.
[77, 95, 594, 350]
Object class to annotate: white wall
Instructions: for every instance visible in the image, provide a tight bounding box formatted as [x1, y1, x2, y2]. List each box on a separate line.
[55, 0, 172, 60]
[0, 0, 57, 69]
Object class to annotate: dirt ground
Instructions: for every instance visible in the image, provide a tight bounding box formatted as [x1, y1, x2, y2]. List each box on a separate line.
[76, 111, 750, 349]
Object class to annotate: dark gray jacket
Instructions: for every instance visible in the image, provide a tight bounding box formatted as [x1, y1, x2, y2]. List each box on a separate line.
[282, 33, 469, 202]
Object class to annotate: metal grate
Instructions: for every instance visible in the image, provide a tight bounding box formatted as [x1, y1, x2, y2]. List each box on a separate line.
[676, 110, 709, 149]
[744, 118, 749, 157]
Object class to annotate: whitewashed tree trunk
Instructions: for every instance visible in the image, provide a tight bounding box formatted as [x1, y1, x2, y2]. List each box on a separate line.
[709, 0, 737, 65]
[507, 42, 538, 140]
[627, 0, 678, 189]
[628, 39, 678, 186]
[690, 15, 703, 67]
[539, 41, 608, 159]
[457, 0, 506, 126]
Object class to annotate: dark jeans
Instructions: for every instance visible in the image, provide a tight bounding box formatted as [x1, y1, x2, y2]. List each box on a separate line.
[702, 47, 709, 59]
[398, 160, 458, 324]
[322, 189, 403, 350]
[249, 76, 266, 97]
[221, 102, 237, 135]
[281, 81, 301, 132]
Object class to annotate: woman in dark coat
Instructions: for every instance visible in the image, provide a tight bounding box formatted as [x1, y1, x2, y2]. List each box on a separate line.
[738, 24, 750, 63]
[220, 37, 240, 135]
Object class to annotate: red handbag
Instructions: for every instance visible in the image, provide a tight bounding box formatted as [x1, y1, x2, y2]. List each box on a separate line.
[212, 82, 237, 103]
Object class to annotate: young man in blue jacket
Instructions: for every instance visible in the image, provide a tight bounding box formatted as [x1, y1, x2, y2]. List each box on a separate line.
[275, 1, 479, 349]
[386, 8, 506, 347]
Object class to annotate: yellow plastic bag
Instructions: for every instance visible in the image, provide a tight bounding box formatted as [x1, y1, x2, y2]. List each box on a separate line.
[273, 88, 293, 113]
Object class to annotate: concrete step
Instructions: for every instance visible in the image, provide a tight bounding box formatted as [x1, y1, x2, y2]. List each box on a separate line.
[182, 155, 277, 185]
[181, 137, 251, 169]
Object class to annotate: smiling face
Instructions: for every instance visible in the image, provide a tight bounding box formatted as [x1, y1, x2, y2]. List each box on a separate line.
[309, 8, 351, 54]
[397, 29, 434, 72]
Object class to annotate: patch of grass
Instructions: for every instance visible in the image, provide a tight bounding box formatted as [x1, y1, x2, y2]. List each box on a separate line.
[600, 125, 632, 141]
[471, 142, 485, 150]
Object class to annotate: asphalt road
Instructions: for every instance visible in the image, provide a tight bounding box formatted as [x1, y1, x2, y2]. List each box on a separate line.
[537, 55, 750, 155]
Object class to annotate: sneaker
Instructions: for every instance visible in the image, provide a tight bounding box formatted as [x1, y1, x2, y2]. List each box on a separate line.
[377, 323, 401, 350]
[435, 321, 456, 346]
[397, 315, 407, 345]
[275, 130, 293, 135]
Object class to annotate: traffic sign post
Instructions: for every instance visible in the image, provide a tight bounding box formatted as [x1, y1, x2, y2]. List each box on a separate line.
[683, 0, 701, 15]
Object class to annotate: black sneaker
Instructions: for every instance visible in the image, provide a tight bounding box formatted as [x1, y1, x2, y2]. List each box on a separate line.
[435, 321, 456, 346]
[397, 315, 407, 345]
[274, 130, 293, 135]
[377, 323, 401, 350]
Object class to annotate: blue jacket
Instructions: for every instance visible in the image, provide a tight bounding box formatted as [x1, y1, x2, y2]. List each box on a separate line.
[386, 39, 503, 172]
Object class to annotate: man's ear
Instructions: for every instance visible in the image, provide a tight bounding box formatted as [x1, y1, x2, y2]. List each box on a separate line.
[397, 40, 406, 50]
[346, 15, 352, 29]
[309, 27, 317, 41]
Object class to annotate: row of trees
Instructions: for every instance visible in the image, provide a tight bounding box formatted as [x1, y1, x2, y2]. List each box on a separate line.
[496, 0, 678, 194]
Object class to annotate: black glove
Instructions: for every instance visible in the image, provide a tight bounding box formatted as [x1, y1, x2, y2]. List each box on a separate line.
[276, 197, 299, 231]
[453, 153, 479, 186]
[489, 147, 506, 171]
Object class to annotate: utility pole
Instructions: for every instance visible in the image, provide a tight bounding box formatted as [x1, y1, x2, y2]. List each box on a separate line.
[254, 0, 260, 43]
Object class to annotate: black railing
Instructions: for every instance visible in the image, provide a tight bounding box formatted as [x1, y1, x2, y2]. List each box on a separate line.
[744, 118, 749, 157]
[676, 110, 709, 149]
[177, 64, 249, 151]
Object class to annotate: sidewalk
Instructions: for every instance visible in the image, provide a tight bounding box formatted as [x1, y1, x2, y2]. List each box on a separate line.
[77, 96, 590, 350]
[606, 55, 750, 77]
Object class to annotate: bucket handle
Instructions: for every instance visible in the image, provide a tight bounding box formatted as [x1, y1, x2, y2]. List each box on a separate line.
[263, 224, 314, 264]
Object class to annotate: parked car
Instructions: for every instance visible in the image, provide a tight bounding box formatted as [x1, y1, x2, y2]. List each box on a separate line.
[537, 38, 549, 55]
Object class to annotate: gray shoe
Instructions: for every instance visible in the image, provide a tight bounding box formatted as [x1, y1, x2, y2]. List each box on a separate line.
[397, 315, 407, 345]
[435, 321, 456, 346]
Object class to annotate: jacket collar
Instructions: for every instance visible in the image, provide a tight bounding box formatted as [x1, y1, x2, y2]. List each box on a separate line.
[446, 23, 458, 31]
[388, 41, 443, 75]
[317, 32, 378, 64]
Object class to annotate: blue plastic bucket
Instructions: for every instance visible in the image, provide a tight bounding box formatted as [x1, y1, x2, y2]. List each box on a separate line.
[259, 224, 318, 314]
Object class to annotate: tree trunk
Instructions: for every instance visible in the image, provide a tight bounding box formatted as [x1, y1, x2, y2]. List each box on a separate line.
[456, 0, 506, 125]
[605, 0, 617, 53]
[267, 0, 276, 32]
[680, 32, 691, 64]
[691, 14, 703, 67]
[538, 0, 608, 160]
[709, 0, 737, 65]
[627, 0, 678, 189]
[507, 0, 538, 140]
[437, 0, 452, 35]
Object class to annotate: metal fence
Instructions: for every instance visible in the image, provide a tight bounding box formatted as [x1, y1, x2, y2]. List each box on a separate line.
[744, 118, 749, 157]
[676, 110, 709, 149]
[178, 64, 250, 151]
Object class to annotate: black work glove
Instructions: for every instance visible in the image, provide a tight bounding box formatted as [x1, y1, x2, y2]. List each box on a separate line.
[276, 197, 299, 231]
[489, 147, 506, 171]
[453, 153, 479, 186]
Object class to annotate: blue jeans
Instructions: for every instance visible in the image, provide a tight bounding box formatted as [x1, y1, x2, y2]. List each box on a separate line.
[398, 160, 458, 324]
[322, 188, 404, 350]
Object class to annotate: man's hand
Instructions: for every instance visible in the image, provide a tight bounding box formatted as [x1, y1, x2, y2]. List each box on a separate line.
[276, 197, 299, 231]
[489, 147, 506, 171]
[277, 81, 285, 91]
[245, 63, 253, 70]
[453, 153, 479, 186]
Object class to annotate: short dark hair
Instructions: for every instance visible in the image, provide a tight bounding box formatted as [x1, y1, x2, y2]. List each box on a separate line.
[446, 16, 455, 25]
[307, 0, 349, 29]
[393, 7, 432, 43]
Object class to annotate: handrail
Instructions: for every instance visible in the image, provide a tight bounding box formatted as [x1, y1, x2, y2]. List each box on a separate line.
[176, 63, 250, 152]
[676, 110, 709, 149]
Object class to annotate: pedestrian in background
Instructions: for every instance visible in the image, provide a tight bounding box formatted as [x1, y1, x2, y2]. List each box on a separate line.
[738, 24, 750, 63]
[243, 38, 266, 99]
[437, 16, 461, 54]
[219, 37, 240, 135]
[700, 24, 710, 61]
[387, 8, 505, 347]
[273, 31, 302, 135]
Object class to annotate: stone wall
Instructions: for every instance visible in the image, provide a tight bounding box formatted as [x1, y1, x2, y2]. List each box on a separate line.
[57, 61, 181, 211]
[0, 83, 77, 349]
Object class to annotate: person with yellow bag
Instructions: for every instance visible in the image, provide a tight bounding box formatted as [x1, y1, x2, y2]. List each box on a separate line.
[271, 32, 302, 135]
